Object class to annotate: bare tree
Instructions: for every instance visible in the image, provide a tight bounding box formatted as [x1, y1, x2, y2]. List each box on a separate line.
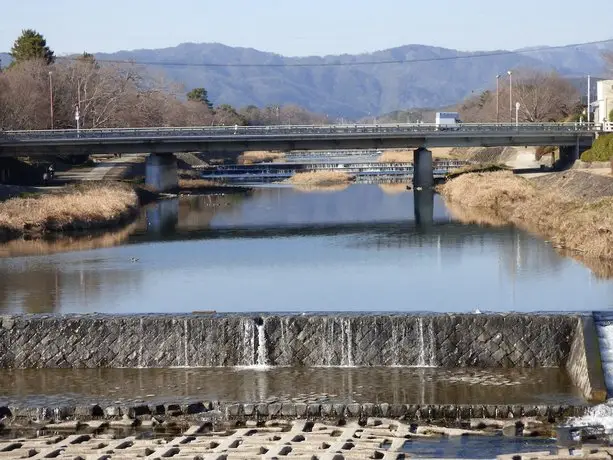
[512, 69, 579, 122]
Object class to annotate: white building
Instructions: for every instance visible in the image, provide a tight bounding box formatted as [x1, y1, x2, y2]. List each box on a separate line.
[594, 79, 613, 123]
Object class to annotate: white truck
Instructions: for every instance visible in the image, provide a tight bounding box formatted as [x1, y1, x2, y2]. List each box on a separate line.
[435, 112, 461, 130]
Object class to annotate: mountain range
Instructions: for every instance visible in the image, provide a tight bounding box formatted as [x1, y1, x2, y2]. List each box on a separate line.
[2, 40, 611, 118]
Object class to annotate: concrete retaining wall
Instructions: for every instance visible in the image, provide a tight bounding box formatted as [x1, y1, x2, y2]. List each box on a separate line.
[566, 316, 607, 403]
[0, 313, 605, 403]
[0, 314, 576, 368]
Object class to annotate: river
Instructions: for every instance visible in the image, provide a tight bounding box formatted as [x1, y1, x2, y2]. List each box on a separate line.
[1, 183, 612, 314]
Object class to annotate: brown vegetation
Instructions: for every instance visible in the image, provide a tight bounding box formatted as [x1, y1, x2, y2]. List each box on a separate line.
[0, 223, 136, 258]
[0, 59, 326, 130]
[0, 182, 139, 241]
[377, 150, 412, 163]
[286, 171, 354, 186]
[459, 69, 581, 123]
[238, 151, 285, 164]
[377, 148, 454, 163]
[440, 171, 613, 260]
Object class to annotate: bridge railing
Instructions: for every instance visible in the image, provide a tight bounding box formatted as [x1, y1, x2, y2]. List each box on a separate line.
[0, 122, 604, 142]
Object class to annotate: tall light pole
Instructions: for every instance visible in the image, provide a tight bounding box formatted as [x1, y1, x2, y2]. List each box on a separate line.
[48, 71, 54, 129]
[587, 74, 591, 124]
[507, 70, 513, 122]
[496, 74, 500, 123]
[515, 102, 520, 127]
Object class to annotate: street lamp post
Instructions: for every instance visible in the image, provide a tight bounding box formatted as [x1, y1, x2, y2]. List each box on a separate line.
[587, 74, 591, 124]
[75, 105, 80, 135]
[496, 74, 500, 123]
[48, 71, 54, 129]
[507, 70, 513, 122]
[515, 102, 520, 127]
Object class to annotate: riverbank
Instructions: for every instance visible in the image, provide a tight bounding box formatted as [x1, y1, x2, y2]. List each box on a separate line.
[440, 170, 613, 261]
[285, 170, 355, 186]
[0, 182, 139, 242]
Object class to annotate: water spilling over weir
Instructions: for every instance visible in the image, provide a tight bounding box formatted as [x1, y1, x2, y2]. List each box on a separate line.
[0, 313, 581, 369]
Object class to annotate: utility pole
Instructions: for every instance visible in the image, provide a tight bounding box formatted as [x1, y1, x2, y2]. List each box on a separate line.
[496, 74, 500, 123]
[48, 71, 54, 129]
[587, 75, 591, 124]
[507, 70, 513, 122]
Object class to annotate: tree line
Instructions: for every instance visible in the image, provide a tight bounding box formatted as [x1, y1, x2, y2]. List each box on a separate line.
[459, 51, 613, 124]
[0, 30, 327, 130]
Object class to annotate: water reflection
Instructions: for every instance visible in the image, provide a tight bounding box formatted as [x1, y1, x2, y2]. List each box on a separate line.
[0, 184, 612, 314]
[0, 367, 582, 407]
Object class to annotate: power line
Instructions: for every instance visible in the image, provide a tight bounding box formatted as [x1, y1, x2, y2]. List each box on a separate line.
[56, 38, 613, 69]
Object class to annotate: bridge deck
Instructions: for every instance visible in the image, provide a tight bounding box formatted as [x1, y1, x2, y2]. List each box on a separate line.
[0, 123, 599, 156]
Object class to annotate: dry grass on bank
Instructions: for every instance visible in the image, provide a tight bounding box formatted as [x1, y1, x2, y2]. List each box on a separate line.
[440, 171, 613, 260]
[377, 150, 413, 163]
[0, 182, 139, 241]
[377, 148, 455, 163]
[286, 171, 355, 187]
[178, 178, 219, 189]
[238, 151, 285, 164]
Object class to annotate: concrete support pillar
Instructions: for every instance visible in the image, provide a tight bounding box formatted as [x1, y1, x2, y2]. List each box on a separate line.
[146, 198, 179, 235]
[414, 188, 434, 231]
[555, 145, 580, 171]
[413, 147, 434, 189]
[145, 153, 178, 192]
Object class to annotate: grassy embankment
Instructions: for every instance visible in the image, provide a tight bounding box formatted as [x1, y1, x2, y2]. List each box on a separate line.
[238, 151, 285, 164]
[284, 171, 355, 192]
[440, 171, 613, 263]
[0, 182, 139, 242]
[377, 148, 455, 163]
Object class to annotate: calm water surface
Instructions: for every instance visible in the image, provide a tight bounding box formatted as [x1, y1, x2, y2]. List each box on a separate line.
[0, 367, 581, 407]
[1, 184, 612, 314]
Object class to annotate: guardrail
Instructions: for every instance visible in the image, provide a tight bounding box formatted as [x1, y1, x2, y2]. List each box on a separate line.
[0, 122, 603, 142]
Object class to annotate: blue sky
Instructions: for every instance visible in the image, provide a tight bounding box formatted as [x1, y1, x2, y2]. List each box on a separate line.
[2, 0, 612, 56]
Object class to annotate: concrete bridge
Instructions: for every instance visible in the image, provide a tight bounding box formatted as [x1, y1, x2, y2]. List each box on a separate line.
[0, 123, 601, 190]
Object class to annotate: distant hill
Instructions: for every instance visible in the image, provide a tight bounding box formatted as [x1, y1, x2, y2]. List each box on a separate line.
[2, 41, 611, 118]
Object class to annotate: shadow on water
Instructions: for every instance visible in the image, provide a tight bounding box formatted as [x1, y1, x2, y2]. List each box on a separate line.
[1, 184, 613, 314]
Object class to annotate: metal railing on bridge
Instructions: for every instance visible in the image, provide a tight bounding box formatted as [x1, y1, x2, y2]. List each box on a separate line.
[0, 122, 605, 142]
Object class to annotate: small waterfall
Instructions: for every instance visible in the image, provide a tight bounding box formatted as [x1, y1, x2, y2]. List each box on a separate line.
[427, 317, 437, 367]
[417, 317, 426, 367]
[183, 319, 189, 368]
[342, 318, 354, 367]
[391, 318, 399, 366]
[242, 318, 256, 367]
[256, 320, 268, 367]
[596, 316, 613, 392]
[570, 313, 613, 431]
[138, 317, 144, 368]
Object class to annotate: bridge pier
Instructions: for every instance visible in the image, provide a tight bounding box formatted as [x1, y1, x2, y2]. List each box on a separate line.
[413, 148, 434, 189]
[414, 188, 434, 231]
[146, 198, 179, 235]
[145, 153, 178, 192]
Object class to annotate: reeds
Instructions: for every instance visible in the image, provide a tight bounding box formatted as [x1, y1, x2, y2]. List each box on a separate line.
[286, 170, 355, 186]
[0, 182, 139, 241]
[440, 171, 613, 260]
[238, 151, 285, 164]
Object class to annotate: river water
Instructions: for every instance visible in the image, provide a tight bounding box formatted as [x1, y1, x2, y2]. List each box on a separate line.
[0, 184, 612, 314]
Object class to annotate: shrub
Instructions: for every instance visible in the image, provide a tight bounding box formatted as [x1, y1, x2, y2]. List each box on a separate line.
[580, 134, 613, 162]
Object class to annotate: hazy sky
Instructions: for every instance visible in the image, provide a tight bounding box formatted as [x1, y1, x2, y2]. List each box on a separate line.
[2, 0, 612, 56]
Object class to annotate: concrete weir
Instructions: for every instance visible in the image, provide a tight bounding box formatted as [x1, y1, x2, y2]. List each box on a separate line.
[0, 313, 606, 404]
